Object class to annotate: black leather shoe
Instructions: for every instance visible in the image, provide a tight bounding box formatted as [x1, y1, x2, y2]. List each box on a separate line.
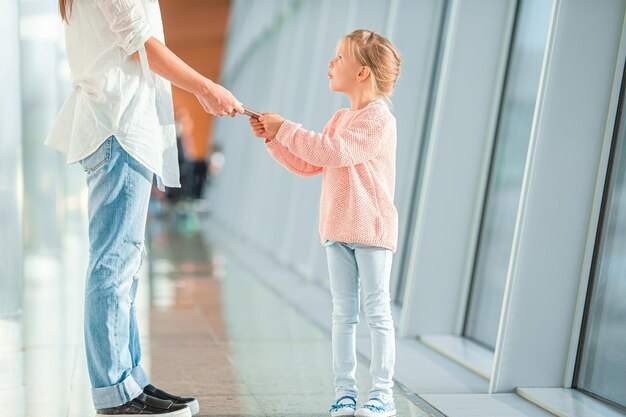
[144, 384, 200, 416]
[96, 393, 191, 416]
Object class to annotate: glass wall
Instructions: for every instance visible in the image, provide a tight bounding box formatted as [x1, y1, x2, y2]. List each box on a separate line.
[204, 0, 626, 409]
[0, 0, 23, 318]
[464, 0, 554, 349]
[19, 0, 68, 254]
[212, 0, 454, 295]
[387, 0, 448, 303]
[575, 65, 626, 412]
[213, 0, 414, 286]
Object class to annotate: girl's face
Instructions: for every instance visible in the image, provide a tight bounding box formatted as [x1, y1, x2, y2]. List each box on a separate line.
[328, 39, 362, 93]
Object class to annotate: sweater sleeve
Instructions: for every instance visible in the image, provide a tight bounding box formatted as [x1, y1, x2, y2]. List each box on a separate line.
[274, 109, 387, 167]
[265, 139, 323, 177]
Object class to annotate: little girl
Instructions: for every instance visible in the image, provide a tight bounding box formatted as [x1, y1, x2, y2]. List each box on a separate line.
[250, 30, 401, 417]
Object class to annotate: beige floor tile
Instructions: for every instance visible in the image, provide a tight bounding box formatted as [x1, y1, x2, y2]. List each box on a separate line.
[1, 214, 438, 417]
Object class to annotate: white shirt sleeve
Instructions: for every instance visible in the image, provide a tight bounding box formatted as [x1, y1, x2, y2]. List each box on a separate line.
[95, 0, 152, 55]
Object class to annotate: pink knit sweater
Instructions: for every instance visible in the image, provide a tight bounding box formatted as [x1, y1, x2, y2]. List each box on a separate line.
[265, 99, 398, 252]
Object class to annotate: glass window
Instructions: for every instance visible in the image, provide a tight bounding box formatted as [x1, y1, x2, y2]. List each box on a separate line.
[388, 0, 447, 304]
[20, 8, 66, 252]
[0, 0, 23, 317]
[463, 0, 554, 349]
[575, 67, 626, 412]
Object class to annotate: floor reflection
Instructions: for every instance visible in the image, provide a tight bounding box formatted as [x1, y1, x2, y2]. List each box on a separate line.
[0, 204, 434, 416]
[145, 207, 434, 416]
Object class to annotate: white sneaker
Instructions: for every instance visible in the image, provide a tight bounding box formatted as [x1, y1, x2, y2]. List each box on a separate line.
[329, 396, 357, 417]
[355, 397, 396, 417]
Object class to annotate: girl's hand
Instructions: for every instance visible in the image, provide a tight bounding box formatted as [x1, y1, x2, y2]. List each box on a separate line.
[259, 113, 285, 138]
[249, 117, 273, 139]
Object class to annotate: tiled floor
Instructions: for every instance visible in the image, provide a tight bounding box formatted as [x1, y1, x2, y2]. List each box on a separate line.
[146, 211, 436, 417]
[0, 206, 436, 417]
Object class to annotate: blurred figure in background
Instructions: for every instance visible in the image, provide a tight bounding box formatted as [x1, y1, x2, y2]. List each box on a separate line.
[163, 107, 194, 204]
[160, 107, 212, 213]
[178, 108, 209, 201]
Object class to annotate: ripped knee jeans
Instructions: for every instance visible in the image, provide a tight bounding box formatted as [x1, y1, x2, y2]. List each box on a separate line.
[80, 136, 154, 409]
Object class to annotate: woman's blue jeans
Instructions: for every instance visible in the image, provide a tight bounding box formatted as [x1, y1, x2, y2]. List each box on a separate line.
[80, 137, 153, 409]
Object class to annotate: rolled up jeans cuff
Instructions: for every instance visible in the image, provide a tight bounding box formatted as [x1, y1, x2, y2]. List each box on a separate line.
[131, 365, 149, 389]
[91, 367, 146, 410]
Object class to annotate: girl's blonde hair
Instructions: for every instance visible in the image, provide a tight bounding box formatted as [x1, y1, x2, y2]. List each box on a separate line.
[343, 29, 401, 97]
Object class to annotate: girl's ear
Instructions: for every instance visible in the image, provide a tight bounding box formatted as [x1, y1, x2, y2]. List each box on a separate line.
[357, 66, 371, 81]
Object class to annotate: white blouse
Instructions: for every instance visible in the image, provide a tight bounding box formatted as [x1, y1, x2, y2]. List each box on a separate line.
[45, 0, 179, 189]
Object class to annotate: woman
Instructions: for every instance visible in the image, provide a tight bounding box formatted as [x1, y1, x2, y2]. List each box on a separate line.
[46, 0, 243, 415]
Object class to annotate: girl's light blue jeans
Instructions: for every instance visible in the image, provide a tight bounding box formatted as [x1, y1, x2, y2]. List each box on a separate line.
[325, 240, 395, 402]
[80, 137, 153, 409]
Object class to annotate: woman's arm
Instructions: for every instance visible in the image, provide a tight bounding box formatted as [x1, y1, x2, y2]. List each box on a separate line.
[133, 37, 243, 116]
[96, 0, 243, 116]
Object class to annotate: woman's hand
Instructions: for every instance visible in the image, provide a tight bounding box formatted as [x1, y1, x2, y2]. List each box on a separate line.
[194, 80, 244, 117]
[259, 113, 285, 138]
